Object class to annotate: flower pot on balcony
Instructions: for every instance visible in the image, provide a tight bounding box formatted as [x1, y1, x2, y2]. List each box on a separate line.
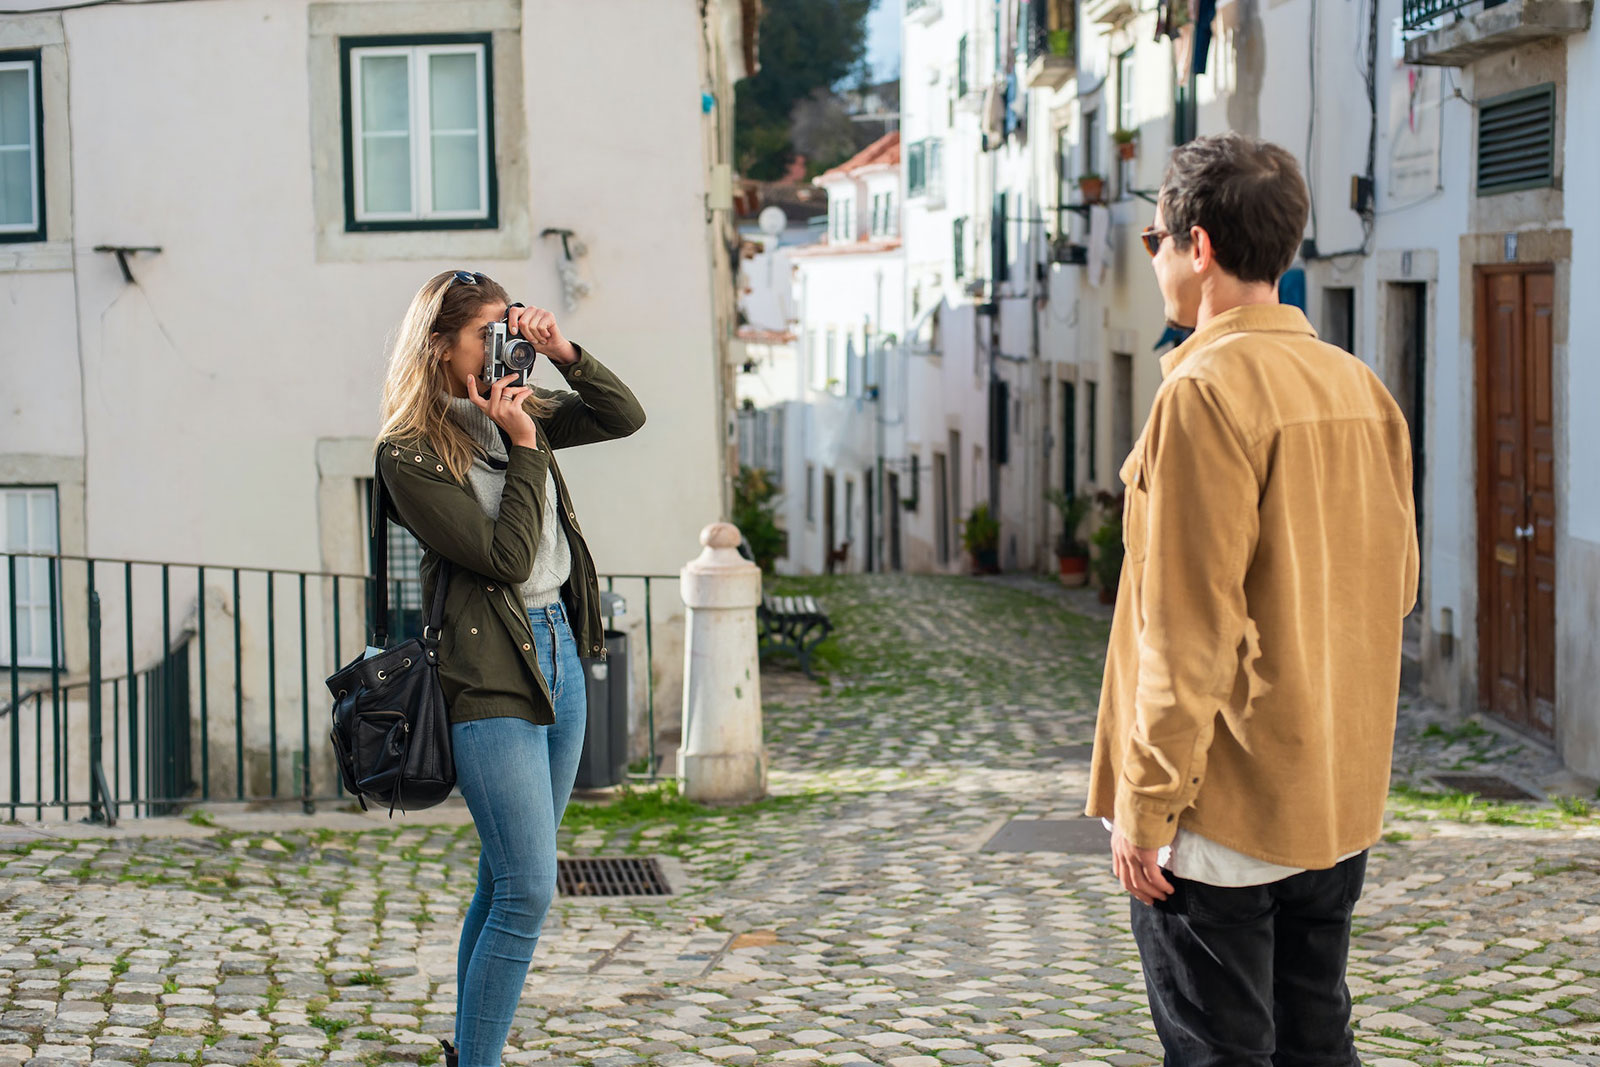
[1078, 175, 1105, 203]
[1117, 139, 1138, 161]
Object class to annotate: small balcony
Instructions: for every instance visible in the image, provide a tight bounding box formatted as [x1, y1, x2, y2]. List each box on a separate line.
[906, 0, 942, 25]
[1403, 0, 1590, 65]
[1025, 0, 1076, 89]
[1082, 0, 1137, 27]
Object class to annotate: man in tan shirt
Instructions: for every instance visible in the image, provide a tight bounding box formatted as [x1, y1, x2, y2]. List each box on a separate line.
[1086, 133, 1418, 1064]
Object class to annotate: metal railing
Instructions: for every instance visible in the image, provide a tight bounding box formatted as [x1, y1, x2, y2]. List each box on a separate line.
[1028, 0, 1075, 61]
[1402, 0, 1505, 29]
[3, 552, 676, 823]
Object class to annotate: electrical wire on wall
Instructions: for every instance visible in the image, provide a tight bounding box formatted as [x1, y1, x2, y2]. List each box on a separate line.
[0, 0, 202, 12]
[1303, 0, 1380, 260]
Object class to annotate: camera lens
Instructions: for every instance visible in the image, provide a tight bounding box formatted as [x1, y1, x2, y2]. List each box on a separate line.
[504, 338, 537, 372]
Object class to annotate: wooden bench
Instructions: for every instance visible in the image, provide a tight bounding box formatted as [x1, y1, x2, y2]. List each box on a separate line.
[757, 594, 833, 679]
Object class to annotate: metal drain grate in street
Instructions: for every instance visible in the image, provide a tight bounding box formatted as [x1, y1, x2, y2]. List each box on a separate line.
[1430, 774, 1540, 801]
[556, 856, 673, 897]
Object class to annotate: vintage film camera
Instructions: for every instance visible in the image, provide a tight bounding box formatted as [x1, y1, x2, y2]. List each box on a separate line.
[484, 308, 538, 388]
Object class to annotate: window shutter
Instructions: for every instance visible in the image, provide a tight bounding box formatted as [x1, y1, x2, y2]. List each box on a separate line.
[1477, 84, 1554, 195]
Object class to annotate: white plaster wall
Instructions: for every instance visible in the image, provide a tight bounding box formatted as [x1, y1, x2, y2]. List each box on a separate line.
[32, 0, 722, 581]
[1565, 35, 1600, 545]
[0, 0, 735, 786]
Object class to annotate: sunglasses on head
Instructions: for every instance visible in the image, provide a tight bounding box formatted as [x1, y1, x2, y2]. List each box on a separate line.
[449, 270, 486, 287]
[1140, 227, 1171, 257]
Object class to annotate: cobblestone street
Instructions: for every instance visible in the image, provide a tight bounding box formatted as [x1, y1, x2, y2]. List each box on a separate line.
[3, 576, 1599, 1066]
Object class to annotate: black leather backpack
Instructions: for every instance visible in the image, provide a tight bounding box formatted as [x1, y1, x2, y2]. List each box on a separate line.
[325, 456, 457, 815]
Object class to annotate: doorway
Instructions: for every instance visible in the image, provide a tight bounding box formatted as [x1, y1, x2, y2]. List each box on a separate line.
[934, 452, 950, 565]
[1061, 381, 1077, 495]
[1385, 282, 1428, 592]
[823, 471, 837, 573]
[864, 469, 875, 574]
[1474, 266, 1556, 739]
[887, 471, 903, 571]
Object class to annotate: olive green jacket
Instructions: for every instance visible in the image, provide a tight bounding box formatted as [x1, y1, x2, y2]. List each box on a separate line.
[378, 346, 645, 726]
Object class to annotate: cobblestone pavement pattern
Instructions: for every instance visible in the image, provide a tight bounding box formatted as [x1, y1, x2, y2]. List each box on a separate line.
[4, 576, 1599, 1067]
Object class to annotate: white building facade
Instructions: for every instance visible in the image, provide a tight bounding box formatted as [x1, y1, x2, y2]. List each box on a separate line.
[981, 0, 1597, 777]
[0, 0, 756, 808]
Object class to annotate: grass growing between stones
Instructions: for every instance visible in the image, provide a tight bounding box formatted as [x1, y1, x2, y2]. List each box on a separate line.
[1387, 783, 1600, 830]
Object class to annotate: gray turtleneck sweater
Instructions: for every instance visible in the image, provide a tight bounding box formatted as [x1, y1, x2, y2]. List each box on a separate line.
[446, 397, 572, 609]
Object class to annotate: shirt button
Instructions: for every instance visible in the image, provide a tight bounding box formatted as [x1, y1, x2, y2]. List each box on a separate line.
[470, 627, 478, 635]
[486, 584, 495, 592]
[436, 464, 445, 472]
[414, 455, 423, 462]
[523, 643, 532, 651]
[390, 449, 399, 456]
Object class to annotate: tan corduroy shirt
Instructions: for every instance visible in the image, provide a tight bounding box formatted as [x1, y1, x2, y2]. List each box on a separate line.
[1086, 304, 1419, 870]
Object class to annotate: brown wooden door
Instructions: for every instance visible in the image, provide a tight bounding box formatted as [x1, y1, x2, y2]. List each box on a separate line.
[1476, 267, 1556, 738]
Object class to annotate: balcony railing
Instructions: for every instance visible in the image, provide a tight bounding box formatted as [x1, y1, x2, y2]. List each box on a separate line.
[1404, 0, 1500, 29]
[1402, 0, 1590, 64]
[2, 552, 675, 823]
[1026, 0, 1077, 89]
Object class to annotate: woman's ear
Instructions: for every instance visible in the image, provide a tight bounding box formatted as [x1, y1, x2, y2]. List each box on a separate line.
[430, 331, 451, 364]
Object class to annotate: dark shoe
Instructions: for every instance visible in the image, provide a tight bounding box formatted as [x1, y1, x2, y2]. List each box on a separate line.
[439, 1039, 458, 1067]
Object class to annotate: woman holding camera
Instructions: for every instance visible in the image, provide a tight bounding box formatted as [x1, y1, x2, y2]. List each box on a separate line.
[375, 271, 645, 1067]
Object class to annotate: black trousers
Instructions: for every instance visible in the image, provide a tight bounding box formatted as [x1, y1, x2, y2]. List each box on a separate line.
[1129, 851, 1368, 1067]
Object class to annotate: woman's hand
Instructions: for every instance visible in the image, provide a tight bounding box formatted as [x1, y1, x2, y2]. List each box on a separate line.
[507, 305, 578, 365]
[466, 373, 539, 449]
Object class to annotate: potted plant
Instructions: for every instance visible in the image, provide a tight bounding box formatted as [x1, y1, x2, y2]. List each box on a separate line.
[1089, 490, 1125, 604]
[1045, 489, 1092, 586]
[1048, 28, 1073, 56]
[960, 502, 1001, 574]
[1113, 127, 1138, 161]
[1078, 172, 1105, 203]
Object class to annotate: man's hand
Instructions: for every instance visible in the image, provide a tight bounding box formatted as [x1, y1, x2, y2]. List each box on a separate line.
[1110, 825, 1175, 906]
[507, 304, 578, 365]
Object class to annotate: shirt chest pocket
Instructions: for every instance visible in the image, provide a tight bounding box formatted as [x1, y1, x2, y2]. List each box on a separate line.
[1119, 448, 1150, 563]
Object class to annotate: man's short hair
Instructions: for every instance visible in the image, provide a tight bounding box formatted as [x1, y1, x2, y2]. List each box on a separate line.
[1159, 133, 1310, 285]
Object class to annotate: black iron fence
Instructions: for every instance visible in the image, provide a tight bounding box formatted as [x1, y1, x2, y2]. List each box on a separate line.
[2, 552, 675, 824]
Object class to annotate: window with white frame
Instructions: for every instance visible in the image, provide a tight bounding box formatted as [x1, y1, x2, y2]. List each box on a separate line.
[342, 35, 496, 230]
[1, 487, 60, 668]
[0, 51, 44, 244]
[1115, 50, 1136, 196]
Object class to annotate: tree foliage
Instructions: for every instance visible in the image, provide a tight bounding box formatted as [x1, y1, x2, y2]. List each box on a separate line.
[736, 0, 875, 180]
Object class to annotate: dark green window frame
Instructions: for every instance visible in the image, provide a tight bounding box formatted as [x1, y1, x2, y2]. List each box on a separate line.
[0, 49, 46, 245]
[339, 33, 500, 233]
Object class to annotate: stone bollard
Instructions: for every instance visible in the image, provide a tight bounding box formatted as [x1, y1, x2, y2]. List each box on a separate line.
[677, 522, 767, 804]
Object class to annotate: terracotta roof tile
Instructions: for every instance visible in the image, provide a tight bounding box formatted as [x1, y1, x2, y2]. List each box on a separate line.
[816, 131, 901, 181]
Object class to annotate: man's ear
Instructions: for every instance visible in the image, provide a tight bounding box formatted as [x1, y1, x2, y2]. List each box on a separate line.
[1189, 226, 1212, 274]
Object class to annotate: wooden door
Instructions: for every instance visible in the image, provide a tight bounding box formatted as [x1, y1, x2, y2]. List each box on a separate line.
[1475, 267, 1556, 738]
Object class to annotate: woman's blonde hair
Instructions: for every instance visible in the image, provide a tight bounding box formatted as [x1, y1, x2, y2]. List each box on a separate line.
[377, 271, 557, 481]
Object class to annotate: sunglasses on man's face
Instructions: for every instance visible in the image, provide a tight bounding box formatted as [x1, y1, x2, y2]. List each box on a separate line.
[1140, 227, 1171, 257]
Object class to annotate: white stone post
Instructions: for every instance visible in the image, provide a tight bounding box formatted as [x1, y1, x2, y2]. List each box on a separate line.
[677, 522, 766, 804]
